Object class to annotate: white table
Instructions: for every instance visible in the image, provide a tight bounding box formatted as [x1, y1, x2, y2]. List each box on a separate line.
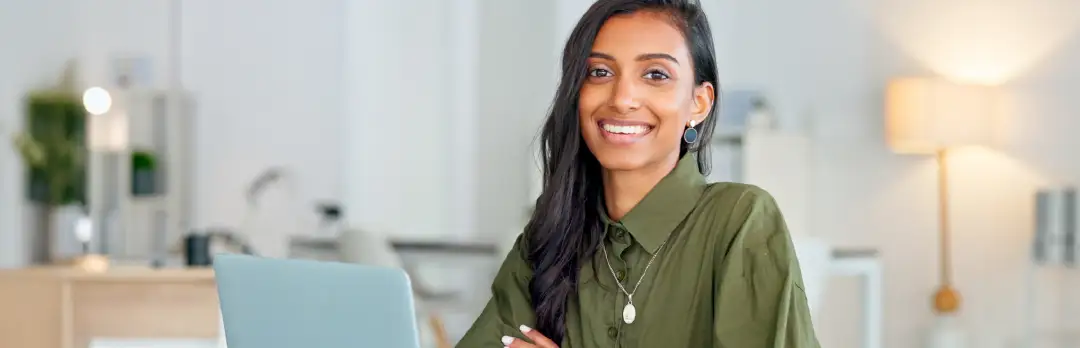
[830, 249, 884, 348]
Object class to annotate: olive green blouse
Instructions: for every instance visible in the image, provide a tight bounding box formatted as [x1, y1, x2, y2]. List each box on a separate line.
[458, 154, 820, 347]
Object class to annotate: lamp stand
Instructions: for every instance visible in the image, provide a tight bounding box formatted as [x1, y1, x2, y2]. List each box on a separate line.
[927, 148, 966, 348]
[933, 148, 961, 313]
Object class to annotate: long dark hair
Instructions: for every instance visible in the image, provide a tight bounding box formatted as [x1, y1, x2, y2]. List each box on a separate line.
[525, 0, 720, 343]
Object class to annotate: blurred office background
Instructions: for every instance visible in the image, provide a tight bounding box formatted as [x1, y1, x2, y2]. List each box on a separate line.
[3, 0, 1080, 347]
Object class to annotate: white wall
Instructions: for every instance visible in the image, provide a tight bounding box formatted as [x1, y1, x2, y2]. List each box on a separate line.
[0, 0, 347, 263]
[1, 0, 559, 265]
[710, 0, 1080, 347]
[0, 0, 79, 267]
[72, 0, 174, 90]
[181, 0, 345, 257]
[476, 0, 559, 239]
[343, 0, 559, 242]
[341, 0, 467, 241]
[72, 0, 347, 259]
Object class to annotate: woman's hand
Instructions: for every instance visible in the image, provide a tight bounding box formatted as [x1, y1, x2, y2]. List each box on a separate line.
[500, 325, 558, 348]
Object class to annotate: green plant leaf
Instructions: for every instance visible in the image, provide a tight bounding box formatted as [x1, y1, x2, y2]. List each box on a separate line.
[13, 132, 46, 167]
[20, 89, 88, 206]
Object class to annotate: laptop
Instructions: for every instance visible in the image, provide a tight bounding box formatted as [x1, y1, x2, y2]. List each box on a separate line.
[213, 253, 422, 348]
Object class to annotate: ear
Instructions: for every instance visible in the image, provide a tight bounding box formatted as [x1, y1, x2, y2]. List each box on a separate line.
[689, 82, 715, 125]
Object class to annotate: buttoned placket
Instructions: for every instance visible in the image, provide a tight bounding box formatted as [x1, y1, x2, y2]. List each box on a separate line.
[603, 222, 635, 347]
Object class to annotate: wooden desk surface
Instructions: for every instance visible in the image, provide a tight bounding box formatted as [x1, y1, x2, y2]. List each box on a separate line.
[0, 266, 220, 348]
[0, 266, 216, 282]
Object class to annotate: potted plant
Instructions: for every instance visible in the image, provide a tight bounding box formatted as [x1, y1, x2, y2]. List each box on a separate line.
[131, 150, 158, 196]
[12, 90, 88, 264]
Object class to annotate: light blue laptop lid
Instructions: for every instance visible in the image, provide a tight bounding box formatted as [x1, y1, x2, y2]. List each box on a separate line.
[213, 254, 421, 348]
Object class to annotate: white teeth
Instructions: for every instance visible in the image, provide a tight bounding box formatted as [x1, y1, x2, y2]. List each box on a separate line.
[602, 124, 649, 135]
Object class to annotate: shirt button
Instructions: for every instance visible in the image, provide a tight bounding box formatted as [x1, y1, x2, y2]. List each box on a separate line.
[615, 269, 626, 281]
[614, 229, 625, 240]
[607, 326, 618, 339]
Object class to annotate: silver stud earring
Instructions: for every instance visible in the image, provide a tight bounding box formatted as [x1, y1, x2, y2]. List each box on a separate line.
[683, 120, 699, 144]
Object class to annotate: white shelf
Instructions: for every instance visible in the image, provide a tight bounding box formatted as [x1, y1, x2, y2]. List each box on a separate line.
[87, 87, 195, 260]
[830, 249, 884, 348]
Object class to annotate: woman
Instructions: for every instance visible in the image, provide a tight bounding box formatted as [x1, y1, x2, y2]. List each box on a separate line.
[458, 0, 819, 347]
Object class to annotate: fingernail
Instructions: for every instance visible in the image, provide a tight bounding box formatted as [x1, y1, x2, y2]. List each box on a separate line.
[519, 324, 532, 333]
[501, 336, 514, 345]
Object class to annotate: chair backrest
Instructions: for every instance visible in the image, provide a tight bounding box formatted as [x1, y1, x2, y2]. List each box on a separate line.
[338, 227, 403, 269]
[790, 234, 831, 318]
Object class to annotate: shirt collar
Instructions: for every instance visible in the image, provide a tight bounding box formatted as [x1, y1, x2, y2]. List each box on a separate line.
[599, 154, 708, 253]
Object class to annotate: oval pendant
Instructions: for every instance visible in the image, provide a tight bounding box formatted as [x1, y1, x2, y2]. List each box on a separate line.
[622, 303, 637, 324]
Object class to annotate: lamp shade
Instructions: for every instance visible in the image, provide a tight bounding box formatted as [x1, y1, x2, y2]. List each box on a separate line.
[885, 77, 998, 154]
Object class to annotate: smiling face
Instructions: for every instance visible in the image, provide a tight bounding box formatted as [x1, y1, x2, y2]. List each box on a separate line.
[578, 10, 714, 173]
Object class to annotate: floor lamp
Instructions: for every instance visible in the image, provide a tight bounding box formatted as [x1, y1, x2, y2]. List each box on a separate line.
[884, 77, 999, 348]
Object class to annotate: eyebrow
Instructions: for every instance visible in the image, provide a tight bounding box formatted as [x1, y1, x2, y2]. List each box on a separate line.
[588, 52, 680, 65]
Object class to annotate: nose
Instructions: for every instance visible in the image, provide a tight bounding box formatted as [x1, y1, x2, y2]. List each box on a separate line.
[608, 76, 641, 114]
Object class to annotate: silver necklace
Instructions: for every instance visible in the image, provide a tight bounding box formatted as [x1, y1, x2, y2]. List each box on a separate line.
[600, 236, 670, 324]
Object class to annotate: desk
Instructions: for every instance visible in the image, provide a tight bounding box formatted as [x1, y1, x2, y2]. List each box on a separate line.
[0, 267, 221, 348]
[89, 339, 218, 348]
[830, 249, 883, 348]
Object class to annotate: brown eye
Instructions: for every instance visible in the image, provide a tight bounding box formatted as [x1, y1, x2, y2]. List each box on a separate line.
[589, 68, 613, 78]
[643, 69, 669, 80]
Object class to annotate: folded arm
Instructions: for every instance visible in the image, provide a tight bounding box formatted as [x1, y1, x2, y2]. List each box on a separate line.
[457, 235, 537, 347]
